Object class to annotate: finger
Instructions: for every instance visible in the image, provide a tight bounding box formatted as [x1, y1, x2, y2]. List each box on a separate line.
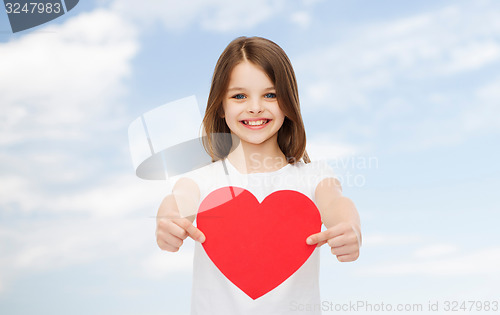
[327, 234, 355, 248]
[336, 252, 359, 262]
[174, 218, 206, 243]
[157, 218, 187, 239]
[329, 222, 354, 236]
[331, 244, 358, 256]
[156, 229, 184, 249]
[168, 220, 190, 240]
[164, 233, 185, 249]
[157, 237, 180, 252]
[315, 240, 328, 247]
[306, 227, 343, 245]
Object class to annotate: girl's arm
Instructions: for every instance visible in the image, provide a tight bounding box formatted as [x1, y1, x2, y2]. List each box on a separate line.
[306, 177, 361, 262]
[156, 177, 205, 252]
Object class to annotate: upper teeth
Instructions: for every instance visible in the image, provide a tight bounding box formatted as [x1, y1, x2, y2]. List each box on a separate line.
[245, 120, 267, 126]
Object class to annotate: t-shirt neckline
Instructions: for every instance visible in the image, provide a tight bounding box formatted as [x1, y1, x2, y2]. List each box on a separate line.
[222, 158, 293, 176]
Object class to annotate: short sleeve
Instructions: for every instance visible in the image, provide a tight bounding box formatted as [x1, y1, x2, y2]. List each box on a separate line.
[305, 160, 341, 196]
[168, 161, 231, 218]
[167, 166, 212, 218]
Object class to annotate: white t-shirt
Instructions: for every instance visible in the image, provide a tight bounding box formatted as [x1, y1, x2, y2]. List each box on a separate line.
[180, 159, 337, 315]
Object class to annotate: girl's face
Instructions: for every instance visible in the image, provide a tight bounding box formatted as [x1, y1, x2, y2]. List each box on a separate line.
[222, 61, 285, 148]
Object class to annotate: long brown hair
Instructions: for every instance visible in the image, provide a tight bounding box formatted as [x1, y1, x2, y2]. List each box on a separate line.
[202, 36, 310, 164]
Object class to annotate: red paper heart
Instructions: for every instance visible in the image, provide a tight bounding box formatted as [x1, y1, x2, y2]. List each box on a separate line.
[196, 187, 321, 300]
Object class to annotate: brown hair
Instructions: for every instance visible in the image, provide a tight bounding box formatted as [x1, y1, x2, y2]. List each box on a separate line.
[202, 36, 310, 164]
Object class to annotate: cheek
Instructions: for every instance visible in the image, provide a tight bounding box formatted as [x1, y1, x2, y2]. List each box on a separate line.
[275, 102, 285, 119]
[275, 108, 286, 125]
[277, 116, 285, 129]
[222, 107, 233, 122]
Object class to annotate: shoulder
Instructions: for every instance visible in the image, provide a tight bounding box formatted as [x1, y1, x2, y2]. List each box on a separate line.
[290, 159, 336, 178]
[301, 159, 342, 193]
[311, 160, 342, 203]
[174, 160, 225, 184]
[171, 160, 228, 200]
[173, 176, 199, 194]
[169, 161, 226, 218]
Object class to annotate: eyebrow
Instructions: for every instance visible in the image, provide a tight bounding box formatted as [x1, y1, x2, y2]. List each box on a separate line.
[227, 86, 276, 92]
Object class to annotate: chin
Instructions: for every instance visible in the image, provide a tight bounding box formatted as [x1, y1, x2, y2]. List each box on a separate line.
[240, 139, 265, 146]
[242, 135, 276, 146]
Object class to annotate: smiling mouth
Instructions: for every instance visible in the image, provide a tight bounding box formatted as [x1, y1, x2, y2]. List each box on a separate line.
[240, 119, 270, 126]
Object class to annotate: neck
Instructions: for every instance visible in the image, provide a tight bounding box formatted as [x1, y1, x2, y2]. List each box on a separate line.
[226, 136, 287, 174]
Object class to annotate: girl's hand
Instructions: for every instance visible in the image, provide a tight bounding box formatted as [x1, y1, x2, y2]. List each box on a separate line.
[156, 178, 204, 252]
[156, 214, 205, 252]
[306, 222, 361, 262]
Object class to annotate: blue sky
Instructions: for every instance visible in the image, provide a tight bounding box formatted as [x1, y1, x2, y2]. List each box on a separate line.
[1, 0, 500, 314]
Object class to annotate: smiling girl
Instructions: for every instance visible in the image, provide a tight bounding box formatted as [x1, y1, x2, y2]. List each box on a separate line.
[155, 36, 361, 314]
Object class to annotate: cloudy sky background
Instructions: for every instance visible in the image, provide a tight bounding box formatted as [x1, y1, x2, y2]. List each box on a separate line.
[1, 0, 499, 314]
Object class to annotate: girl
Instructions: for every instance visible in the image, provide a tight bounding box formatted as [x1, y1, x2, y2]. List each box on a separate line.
[156, 36, 361, 314]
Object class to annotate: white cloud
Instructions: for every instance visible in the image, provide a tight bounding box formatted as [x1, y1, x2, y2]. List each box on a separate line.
[0, 216, 154, 291]
[0, 5, 205, 295]
[294, 1, 500, 152]
[461, 76, 500, 134]
[307, 138, 359, 161]
[362, 234, 424, 247]
[1, 0, 498, 306]
[0, 211, 194, 293]
[290, 11, 311, 28]
[0, 175, 43, 214]
[141, 245, 194, 278]
[357, 247, 500, 277]
[0, 173, 167, 217]
[413, 244, 458, 258]
[441, 40, 500, 74]
[111, 0, 285, 33]
[0, 165, 176, 292]
[52, 175, 168, 218]
[0, 8, 139, 145]
[297, 2, 500, 110]
[110, 0, 204, 31]
[301, 0, 324, 6]
[200, 0, 284, 32]
[0, 6, 158, 219]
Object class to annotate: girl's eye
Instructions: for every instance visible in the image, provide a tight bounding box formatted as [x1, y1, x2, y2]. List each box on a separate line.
[264, 93, 276, 99]
[232, 94, 246, 100]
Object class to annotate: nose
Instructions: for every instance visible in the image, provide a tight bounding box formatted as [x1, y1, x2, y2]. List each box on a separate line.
[247, 98, 263, 114]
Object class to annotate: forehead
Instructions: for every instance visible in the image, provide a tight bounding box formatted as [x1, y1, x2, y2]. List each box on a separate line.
[227, 61, 274, 88]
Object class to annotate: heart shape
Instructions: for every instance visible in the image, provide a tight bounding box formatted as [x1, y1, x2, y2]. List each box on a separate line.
[196, 186, 321, 300]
